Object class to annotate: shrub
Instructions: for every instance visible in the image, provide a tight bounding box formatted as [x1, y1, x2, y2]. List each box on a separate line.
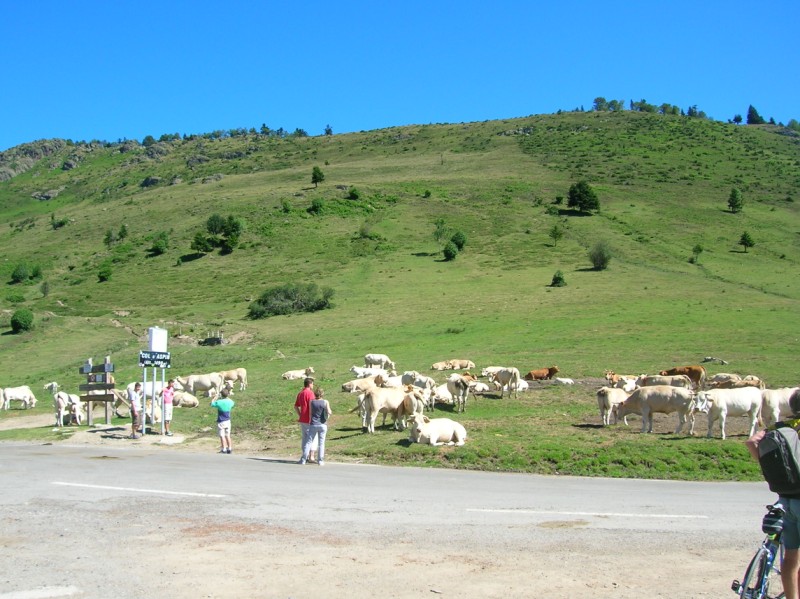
[423, 190, 432, 198]
[10, 263, 30, 284]
[588, 241, 612, 270]
[6, 291, 25, 304]
[567, 181, 600, 212]
[443, 241, 458, 261]
[248, 283, 334, 318]
[149, 232, 169, 256]
[545, 205, 560, 216]
[10, 308, 34, 333]
[98, 262, 113, 282]
[550, 270, 567, 287]
[451, 231, 467, 251]
[309, 198, 325, 215]
[207, 213, 226, 235]
[347, 187, 361, 200]
[191, 231, 213, 253]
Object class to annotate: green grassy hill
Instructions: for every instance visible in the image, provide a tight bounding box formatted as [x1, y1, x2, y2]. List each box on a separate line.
[1, 110, 799, 480]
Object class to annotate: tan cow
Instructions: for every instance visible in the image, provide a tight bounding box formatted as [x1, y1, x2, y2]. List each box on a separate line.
[616, 385, 697, 434]
[408, 413, 467, 446]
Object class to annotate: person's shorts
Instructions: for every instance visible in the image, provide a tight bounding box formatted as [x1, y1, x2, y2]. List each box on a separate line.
[217, 420, 231, 437]
[780, 496, 800, 550]
[163, 403, 173, 421]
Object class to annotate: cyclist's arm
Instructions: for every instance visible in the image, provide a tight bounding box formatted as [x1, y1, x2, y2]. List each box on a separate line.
[745, 429, 766, 461]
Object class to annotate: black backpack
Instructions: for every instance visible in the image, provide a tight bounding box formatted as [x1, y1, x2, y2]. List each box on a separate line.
[758, 423, 800, 496]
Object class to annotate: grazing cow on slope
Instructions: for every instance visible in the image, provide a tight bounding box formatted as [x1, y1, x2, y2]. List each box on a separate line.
[491, 367, 522, 399]
[447, 373, 471, 413]
[696, 387, 761, 440]
[364, 353, 396, 371]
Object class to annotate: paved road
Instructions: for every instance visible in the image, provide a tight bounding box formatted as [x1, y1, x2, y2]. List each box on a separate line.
[0, 442, 776, 598]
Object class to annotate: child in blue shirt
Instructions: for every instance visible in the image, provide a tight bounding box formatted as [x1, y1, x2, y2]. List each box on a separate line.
[210, 388, 235, 454]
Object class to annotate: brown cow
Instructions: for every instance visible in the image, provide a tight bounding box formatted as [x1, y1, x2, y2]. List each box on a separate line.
[524, 366, 560, 381]
[658, 365, 706, 389]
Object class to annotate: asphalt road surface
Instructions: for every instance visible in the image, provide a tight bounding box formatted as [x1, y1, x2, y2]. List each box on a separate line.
[0, 442, 776, 598]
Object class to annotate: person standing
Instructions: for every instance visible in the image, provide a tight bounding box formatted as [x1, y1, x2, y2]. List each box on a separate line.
[162, 379, 175, 437]
[128, 382, 142, 439]
[211, 388, 235, 454]
[746, 389, 800, 599]
[302, 387, 332, 466]
[294, 377, 315, 464]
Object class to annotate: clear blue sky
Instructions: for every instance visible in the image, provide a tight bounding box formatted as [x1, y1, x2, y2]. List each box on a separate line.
[1, 0, 797, 152]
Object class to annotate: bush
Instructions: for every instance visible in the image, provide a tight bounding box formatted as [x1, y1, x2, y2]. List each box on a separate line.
[6, 291, 25, 304]
[550, 270, 567, 287]
[588, 241, 612, 270]
[347, 187, 361, 200]
[10, 308, 34, 333]
[443, 241, 458, 261]
[191, 231, 214, 253]
[567, 181, 600, 212]
[10, 263, 30, 284]
[451, 231, 467, 251]
[248, 283, 334, 319]
[98, 263, 113, 282]
[309, 198, 325, 215]
[149, 232, 169, 256]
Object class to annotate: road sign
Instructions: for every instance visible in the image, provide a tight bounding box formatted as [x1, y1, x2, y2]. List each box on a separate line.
[139, 350, 171, 368]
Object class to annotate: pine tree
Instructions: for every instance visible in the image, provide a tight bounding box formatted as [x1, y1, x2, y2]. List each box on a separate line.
[311, 166, 325, 188]
[728, 188, 744, 213]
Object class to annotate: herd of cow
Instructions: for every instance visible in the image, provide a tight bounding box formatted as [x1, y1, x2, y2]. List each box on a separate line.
[3, 357, 792, 446]
[598, 365, 798, 439]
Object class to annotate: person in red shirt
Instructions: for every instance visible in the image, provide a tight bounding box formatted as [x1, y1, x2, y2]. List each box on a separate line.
[294, 377, 315, 464]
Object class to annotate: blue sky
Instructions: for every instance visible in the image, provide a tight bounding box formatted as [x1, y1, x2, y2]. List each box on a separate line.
[1, 0, 797, 151]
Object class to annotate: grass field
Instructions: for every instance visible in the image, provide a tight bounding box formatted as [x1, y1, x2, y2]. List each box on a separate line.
[1, 109, 798, 481]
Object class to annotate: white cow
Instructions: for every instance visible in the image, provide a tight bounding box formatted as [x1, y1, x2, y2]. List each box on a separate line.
[2, 385, 37, 410]
[554, 378, 575, 385]
[494, 378, 529, 392]
[172, 390, 200, 408]
[401, 371, 437, 392]
[44, 382, 80, 426]
[761, 387, 800, 428]
[282, 367, 314, 381]
[449, 359, 476, 370]
[431, 361, 453, 371]
[491, 368, 522, 399]
[374, 374, 403, 388]
[639, 374, 694, 389]
[174, 373, 224, 397]
[447, 373, 470, 413]
[431, 383, 453, 406]
[341, 376, 379, 394]
[219, 367, 248, 390]
[362, 385, 424, 433]
[596, 386, 631, 426]
[469, 381, 491, 394]
[350, 365, 390, 379]
[696, 387, 762, 440]
[364, 353, 396, 371]
[408, 413, 467, 446]
[481, 366, 506, 378]
[616, 385, 697, 434]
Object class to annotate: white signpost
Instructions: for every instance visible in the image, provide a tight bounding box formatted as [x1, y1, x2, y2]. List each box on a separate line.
[139, 327, 170, 435]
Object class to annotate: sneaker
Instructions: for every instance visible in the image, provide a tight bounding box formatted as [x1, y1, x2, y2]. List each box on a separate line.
[298, 459, 306, 465]
[129, 434, 140, 439]
[165, 431, 174, 437]
[219, 449, 227, 454]
[318, 461, 325, 466]
[226, 448, 232, 454]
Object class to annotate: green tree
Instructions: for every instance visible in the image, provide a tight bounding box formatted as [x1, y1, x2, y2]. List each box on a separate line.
[103, 229, 116, 248]
[10, 263, 29, 284]
[747, 105, 766, 125]
[592, 97, 608, 111]
[142, 135, 156, 147]
[206, 213, 226, 235]
[149, 232, 169, 256]
[433, 218, 449, 245]
[548, 224, 564, 247]
[739, 231, 755, 253]
[311, 166, 325, 188]
[691, 243, 704, 264]
[443, 241, 458, 261]
[550, 270, 566, 287]
[118, 223, 128, 240]
[97, 262, 113, 281]
[567, 181, 600, 213]
[451, 231, 467, 251]
[191, 231, 213, 253]
[10, 308, 34, 333]
[588, 240, 612, 270]
[732, 114, 743, 125]
[728, 188, 744, 213]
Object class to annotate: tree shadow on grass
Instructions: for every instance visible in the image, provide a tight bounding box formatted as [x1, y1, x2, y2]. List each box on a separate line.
[412, 251, 439, 257]
[178, 252, 206, 263]
[572, 423, 604, 430]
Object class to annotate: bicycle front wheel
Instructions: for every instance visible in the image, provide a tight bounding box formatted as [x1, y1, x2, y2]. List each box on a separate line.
[738, 546, 784, 599]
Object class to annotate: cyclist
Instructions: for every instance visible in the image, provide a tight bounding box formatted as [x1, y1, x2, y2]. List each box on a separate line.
[746, 389, 800, 599]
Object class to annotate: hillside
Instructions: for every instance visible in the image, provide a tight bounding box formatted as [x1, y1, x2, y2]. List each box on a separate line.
[1, 110, 799, 478]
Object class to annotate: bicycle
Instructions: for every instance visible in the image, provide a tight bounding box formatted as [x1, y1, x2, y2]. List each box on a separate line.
[732, 504, 786, 599]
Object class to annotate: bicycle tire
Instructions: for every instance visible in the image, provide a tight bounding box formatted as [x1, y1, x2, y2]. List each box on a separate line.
[739, 546, 768, 598]
[738, 545, 784, 599]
